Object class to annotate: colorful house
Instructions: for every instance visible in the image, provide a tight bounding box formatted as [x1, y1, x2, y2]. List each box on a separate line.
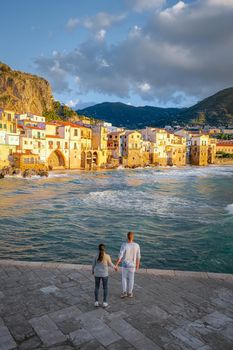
[0, 109, 20, 168]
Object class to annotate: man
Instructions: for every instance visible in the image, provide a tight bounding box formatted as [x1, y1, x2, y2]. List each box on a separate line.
[115, 231, 141, 298]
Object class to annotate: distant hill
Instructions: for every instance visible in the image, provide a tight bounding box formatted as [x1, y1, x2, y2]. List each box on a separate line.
[77, 102, 182, 129]
[77, 88, 233, 128]
[179, 87, 233, 126]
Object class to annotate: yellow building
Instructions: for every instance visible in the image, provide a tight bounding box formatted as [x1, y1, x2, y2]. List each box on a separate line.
[141, 128, 169, 166]
[166, 133, 186, 166]
[190, 134, 209, 165]
[208, 138, 217, 164]
[45, 122, 67, 169]
[216, 141, 233, 154]
[0, 109, 20, 168]
[92, 125, 109, 167]
[121, 131, 144, 167]
[12, 151, 41, 171]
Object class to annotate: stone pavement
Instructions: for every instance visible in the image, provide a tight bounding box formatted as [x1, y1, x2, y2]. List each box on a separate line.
[0, 261, 233, 350]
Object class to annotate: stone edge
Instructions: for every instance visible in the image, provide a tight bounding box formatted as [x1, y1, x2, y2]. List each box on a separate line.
[0, 260, 232, 281]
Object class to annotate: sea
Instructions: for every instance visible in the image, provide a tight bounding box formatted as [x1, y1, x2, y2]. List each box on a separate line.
[0, 165, 232, 273]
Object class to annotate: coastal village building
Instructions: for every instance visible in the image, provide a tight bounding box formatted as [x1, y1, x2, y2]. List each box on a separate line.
[216, 141, 233, 154]
[107, 130, 125, 166]
[0, 109, 19, 168]
[121, 131, 144, 167]
[190, 134, 209, 166]
[141, 128, 186, 166]
[0, 108, 222, 172]
[92, 125, 109, 167]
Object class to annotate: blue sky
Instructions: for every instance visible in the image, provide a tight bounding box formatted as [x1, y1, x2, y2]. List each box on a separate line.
[1, 0, 233, 109]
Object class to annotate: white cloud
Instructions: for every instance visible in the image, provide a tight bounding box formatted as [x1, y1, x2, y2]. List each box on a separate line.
[138, 82, 151, 92]
[66, 99, 80, 108]
[160, 1, 187, 19]
[96, 29, 106, 41]
[66, 17, 80, 30]
[66, 12, 126, 33]
[128, 0, 165, 12]
[129, 25, 142, 38]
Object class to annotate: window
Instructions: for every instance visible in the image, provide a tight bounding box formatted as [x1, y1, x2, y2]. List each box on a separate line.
[109, 135, 112, 138]
[7, 114, 11, 121]
[57, 141, 61, 149]
[65, 142, 68, 149]
[74, 129, 78, 136]
[49, 141, 53, 149]
[24, 141, 27, 145]
[37, 132, 41, 139]
[4, 124, 6, 129]
[38, 142, 41, 148]
[74, 142, 77, 149]
[0, 124, 2, 128]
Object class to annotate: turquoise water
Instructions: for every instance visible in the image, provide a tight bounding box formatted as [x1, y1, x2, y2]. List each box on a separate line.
[0, 166, 232, 273]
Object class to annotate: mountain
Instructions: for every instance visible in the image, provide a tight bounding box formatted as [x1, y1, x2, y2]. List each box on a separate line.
[0, 62, 79, 121]
[179, 87, 233, 126]
[77, 102, 182, 129]
[77, 88, 233, 128]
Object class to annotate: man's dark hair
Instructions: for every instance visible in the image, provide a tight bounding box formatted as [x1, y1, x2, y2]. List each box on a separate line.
[127, 231, 134, 240]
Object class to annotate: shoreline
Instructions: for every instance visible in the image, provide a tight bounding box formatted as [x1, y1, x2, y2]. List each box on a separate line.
[1, 163, 233, 179]
[1, 259, 233, 280]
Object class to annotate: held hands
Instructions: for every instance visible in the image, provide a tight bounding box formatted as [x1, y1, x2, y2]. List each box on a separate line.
[114, 265, 119, 272]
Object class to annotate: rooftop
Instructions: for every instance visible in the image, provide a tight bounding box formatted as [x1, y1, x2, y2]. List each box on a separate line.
[0, 260, 232, 350]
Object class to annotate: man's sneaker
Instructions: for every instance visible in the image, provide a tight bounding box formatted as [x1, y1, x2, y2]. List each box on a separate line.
[94, 301, 99, 307]
[103, 302, 108, 308]
[127, 292, 133, 298]
[120, 292, 127, 298]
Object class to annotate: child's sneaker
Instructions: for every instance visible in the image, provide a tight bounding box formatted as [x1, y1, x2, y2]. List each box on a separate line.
[103, 302, 108, 308]
[94, 301, 99, 307]
[127, 292, 133, 298]
[120, 292, 127, 298]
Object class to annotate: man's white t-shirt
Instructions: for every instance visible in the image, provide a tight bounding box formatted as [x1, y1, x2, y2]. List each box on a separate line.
[119, 242, 141, 268]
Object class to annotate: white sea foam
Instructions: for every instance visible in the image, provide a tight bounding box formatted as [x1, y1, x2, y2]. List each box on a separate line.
[225, 204, 233, 214]
[81, 189, 199, 219]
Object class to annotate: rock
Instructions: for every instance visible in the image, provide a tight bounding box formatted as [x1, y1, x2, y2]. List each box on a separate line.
[0, 61, 53, 115]
[0, 165, 20, 176]
[37, 169, 49, 177]
[22, 168, 49, 178]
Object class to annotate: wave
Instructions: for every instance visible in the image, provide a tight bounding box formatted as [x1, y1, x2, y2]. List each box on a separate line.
[225, 204, 233, 214]
[80, 189, 212, 222]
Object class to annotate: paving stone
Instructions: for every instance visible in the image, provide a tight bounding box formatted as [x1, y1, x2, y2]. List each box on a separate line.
[107, 338, 136, 349]
[202, 311, 233, 329]
[0, 291, 4, 299]
[108, 318, 161, 350]
[0, 325, 17, 350]
[77, 339, 106, 350]
[172, 327, 205, 349]
[40, 285, 59, 294]
[49, 346, 75, 350]
[17, 335, 42, 350]
[69, 328, 94, 346]
[0, 316, 4, 326]
[49, 305, 82, 323]
[4, 314, 35, 342]
[80, 318, 121, 347]
[29, 314, 67, 346]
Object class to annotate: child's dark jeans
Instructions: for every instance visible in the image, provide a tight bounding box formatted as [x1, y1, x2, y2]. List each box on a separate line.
[95, 276, 108, 302]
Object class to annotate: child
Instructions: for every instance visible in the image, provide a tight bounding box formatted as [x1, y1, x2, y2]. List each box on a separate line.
[92, 243, 116, 308]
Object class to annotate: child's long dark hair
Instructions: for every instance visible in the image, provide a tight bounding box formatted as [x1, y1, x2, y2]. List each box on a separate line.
[97, 244, 105, 262]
